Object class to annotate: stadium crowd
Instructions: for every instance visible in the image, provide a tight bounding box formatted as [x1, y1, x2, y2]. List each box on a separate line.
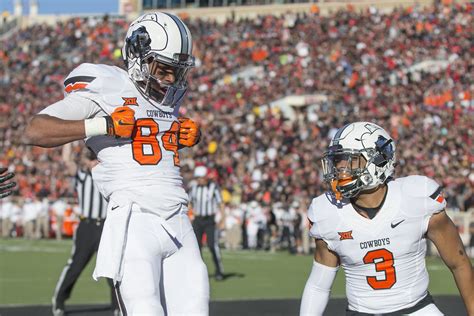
[0, 3, 473, 252]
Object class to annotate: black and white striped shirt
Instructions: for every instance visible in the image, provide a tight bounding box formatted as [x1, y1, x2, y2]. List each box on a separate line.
[76, 169, 107, 220]
[190, 181, 222, 217]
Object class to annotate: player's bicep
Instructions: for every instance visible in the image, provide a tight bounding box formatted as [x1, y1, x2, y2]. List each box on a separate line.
[39, 93, 102, 120]
[314, 239, 340, 268]
[427, 211, 469, 270]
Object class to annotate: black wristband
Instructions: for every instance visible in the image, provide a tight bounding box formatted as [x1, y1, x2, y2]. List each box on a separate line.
[104, 116, 115, 136]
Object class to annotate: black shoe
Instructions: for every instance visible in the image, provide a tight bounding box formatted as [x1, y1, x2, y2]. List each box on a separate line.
[52, 297, 65, 316]
[52, 309, 65, 316]
[215, 273, 224, 281]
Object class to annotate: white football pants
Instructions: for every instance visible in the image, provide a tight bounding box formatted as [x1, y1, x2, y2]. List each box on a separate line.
[116, 211, 209, 316]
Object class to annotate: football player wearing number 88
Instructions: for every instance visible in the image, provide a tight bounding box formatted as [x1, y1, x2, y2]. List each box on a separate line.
[300, 122, 473, 316]
[23, 13, 208, 316]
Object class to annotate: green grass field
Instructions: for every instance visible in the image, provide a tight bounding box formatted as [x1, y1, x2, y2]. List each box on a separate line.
[0, 239, 466, 306]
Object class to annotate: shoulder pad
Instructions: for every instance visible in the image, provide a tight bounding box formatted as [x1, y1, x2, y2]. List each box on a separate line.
[63, 63, 130, 96]
[399, 175, 442, 199]
[307, 193, 341, 239]
[63, 63, 98, 94]
[307, 194, 330, 224]
[399, 175, 446, 215]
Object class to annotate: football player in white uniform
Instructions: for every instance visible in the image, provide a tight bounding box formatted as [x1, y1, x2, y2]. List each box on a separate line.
[23, 13, 208, 316]
[300, 122, 474, 316]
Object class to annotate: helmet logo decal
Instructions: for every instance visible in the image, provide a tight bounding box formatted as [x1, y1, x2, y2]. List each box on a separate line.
[332, 123, 352, 145]
[358, 123, 382, 152]
[137, 13, 159, 22]
[373, 136, 394, 167]
[127, 26, 152, 59]
[363, 123, 379, 133]
[129, 13, 169, 53]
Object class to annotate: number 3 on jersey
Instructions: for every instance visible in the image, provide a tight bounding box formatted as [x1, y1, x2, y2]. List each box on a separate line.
[132, 118, 180, 166]
[363, 248, 396, 290]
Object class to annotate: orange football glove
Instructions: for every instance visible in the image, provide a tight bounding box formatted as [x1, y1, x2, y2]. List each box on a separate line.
[178, 117, 201, 148]
[105, 106, 135, 138]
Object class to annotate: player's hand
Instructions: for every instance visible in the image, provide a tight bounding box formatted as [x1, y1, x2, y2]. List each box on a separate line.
[178, 117, 201, 148]
[105, 107, 135, 138]
[0, 168, 16, 199]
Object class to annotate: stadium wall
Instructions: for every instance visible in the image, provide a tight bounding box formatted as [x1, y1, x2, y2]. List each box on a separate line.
[15, 0, 439, 27]
[162, 0, 435, 22]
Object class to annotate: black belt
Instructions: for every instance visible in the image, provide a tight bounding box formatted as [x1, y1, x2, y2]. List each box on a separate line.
[79, 216, 104, 225]
[195, 215, 215, 219]
[346, 292, 434, 316]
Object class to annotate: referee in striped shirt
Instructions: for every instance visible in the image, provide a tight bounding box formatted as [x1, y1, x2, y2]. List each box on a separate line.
[52, 144, 118, 316]
[189, 166, 225, 281]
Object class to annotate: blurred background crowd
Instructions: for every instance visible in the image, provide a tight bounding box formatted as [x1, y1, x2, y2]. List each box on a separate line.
[0, 2, 473, 251]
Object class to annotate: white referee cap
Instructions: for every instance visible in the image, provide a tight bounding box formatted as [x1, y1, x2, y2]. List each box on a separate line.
[194, 166, 207, 178]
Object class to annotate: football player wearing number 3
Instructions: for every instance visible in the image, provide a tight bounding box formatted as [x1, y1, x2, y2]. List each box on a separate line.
[300, 122, 473, 316]
[22, 13, 208, 316]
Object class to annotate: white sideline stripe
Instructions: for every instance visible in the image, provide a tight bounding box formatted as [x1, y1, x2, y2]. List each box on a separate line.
[210, 295, 348, 302]
[0, 245, 69, 253]
[0, 296, 349, 307]
[0, 278, 58, 282]
[0, 301, 108, 307]
[0, 303, 53, 307]
[222, 253, 275, 260]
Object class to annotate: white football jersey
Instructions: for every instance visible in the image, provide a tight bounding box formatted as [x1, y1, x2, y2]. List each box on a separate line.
[23, 201, 42, 221]
[0, 201, 17, 219]
[40, 63, 188, 216]
[307, 175, 446, 314]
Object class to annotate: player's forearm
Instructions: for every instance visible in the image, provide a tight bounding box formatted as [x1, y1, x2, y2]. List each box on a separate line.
[300, 280, 330, 316]
[451, 264, 474, 315]
[299, 260, 338, 316]
[23, 115, 86, 148]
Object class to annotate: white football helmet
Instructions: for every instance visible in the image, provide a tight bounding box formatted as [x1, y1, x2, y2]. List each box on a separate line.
[321, 122, 396, 200]
[122, 12, 195, 108]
